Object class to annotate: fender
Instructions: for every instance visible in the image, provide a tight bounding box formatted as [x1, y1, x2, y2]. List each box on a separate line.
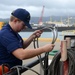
[0, 64, 9, 75]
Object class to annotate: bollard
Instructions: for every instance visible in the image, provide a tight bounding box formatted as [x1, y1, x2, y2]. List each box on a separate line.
[60, 40, 68, 75]
[60, 40, 67, 61]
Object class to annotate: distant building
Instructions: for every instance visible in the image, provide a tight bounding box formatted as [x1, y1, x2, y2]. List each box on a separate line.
[44, 21, 68, 27]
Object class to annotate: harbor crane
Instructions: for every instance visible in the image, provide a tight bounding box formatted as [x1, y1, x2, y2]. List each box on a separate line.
[38, 6, 45, 25]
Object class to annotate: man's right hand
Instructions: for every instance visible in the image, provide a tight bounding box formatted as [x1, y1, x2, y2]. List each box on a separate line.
[42, 44, 55, 52]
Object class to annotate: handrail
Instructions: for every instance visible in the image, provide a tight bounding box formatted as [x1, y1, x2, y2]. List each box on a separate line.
[4, 56, 45, 75]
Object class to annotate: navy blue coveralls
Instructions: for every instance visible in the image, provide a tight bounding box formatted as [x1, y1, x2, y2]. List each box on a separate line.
[0, 24, 23, 68]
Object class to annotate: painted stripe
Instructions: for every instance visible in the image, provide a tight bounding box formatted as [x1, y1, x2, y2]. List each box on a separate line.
[23, 38, 60, 42]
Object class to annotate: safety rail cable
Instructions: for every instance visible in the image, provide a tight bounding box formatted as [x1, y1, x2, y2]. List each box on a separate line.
[48, 49, 75, 75]
[33, 26, 58, 71]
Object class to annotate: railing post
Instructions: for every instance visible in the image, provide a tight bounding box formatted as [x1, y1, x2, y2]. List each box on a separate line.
[60, 40, 68, 75]
[44, 53, 48, 75]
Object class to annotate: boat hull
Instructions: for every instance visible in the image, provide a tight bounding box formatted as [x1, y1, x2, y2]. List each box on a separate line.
[21, 27, 75, 32]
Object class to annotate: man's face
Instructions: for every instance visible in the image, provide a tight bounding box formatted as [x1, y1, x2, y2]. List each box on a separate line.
[14, 19, 27, 32]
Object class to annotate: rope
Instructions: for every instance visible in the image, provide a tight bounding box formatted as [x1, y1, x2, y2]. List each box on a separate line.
[33, 26, 58, 71]
[48, 49, 75, 75]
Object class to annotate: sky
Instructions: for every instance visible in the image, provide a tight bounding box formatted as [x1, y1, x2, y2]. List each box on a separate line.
[0, 0, 75, 18]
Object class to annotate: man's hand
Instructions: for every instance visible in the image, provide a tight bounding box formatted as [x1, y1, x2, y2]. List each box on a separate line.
[42, 44, 55, 52]
[32, 30, 43, 38]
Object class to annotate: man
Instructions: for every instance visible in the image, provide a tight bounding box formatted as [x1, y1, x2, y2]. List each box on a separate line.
[0, 8, 55, 68]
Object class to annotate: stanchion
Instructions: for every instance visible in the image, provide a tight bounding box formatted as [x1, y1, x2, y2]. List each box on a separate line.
[60, 37, 71, 75]
[60, 40, 68, 75]
[44, 53, 48, 75]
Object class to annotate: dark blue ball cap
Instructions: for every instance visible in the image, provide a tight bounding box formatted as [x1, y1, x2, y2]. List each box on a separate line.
[11, 8, 32, 29]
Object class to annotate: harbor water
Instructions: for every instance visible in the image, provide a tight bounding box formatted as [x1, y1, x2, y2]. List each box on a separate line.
[19, 31, 64, 40]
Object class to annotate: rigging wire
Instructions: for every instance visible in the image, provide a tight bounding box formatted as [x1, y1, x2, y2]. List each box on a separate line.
[33, 26, 58, 71]
[48, 50, 75, 75]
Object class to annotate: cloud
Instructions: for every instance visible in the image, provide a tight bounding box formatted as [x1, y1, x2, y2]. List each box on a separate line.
[0, 0, 75, 18]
